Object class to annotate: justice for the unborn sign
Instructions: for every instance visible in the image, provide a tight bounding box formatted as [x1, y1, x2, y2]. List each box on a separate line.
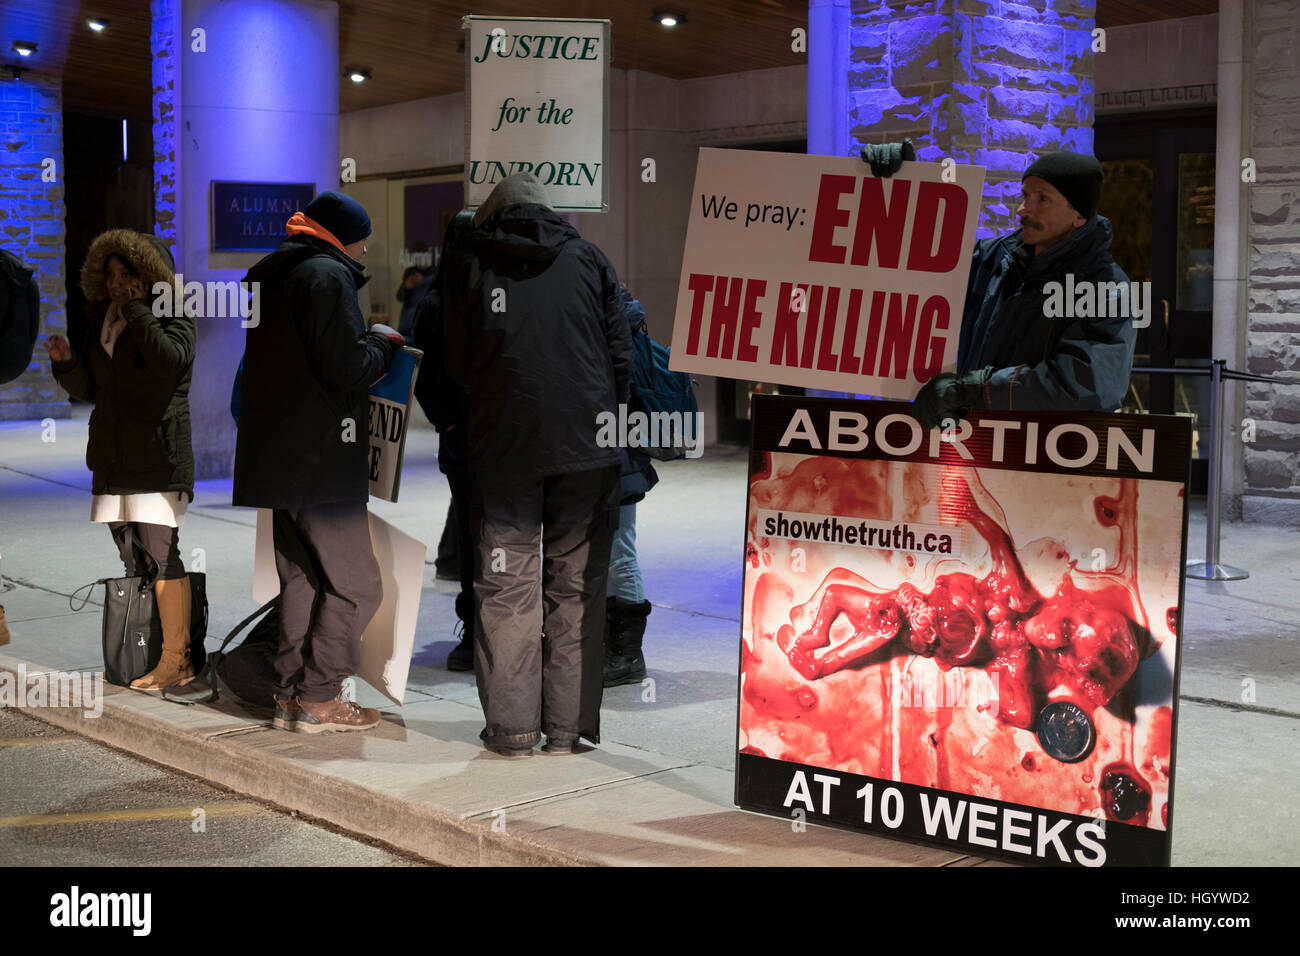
[670, 149, 985, 399]
[737, 395, 1191, 866]
[463, 15, 610, 211]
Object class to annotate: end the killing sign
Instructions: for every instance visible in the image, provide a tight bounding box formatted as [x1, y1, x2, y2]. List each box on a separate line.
[463, 15, 610, 212]
[670, 149, 986, 399]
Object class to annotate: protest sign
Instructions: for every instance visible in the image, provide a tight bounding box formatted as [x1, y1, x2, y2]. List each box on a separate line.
[671, 149, 985, 399]
[463, 15, 610, 211]
[368, 347, 422, 503]
[253, 509, 426, 705]
[736, 395, 1191, 866]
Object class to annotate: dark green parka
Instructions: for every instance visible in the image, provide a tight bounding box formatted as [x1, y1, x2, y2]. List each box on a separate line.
[52, 230, 195, 496]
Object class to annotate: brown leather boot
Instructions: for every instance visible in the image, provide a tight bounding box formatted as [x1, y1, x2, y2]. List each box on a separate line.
[131, 576, 195, 690]
[272, 696, 300, 731]
[294, 695, 380, 734]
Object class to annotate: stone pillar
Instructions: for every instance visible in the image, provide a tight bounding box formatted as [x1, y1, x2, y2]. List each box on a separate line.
[844, 0, 1096, 238]
[1243, 0, 1300, 525]
[159, 0, 340, 479]
[0, 72, 69, 421]
[152, 0, 182, 262]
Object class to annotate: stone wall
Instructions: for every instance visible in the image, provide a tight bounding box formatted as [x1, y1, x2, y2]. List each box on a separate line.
[152, 0, 180, 259]
[0, 72, 69, 421]
[849, 0, 1096, 237]
[1243, 0, 1300, 521]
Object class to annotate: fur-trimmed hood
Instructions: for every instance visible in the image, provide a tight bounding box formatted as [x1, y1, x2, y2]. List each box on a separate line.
[81, 229, 176, 301]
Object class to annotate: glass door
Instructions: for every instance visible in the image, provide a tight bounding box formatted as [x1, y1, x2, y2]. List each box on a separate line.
[1096, 111, 1216, 492]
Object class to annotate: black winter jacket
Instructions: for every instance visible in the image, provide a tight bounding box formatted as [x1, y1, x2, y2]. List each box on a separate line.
[233, 236, 397, 508]
[412, 211, 475, 476]
[52, 230, 195, 496]
[957, 215, 1136, 411]
[444, 204, 632, 477]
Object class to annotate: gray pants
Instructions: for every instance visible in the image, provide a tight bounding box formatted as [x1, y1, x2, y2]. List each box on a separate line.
[471, 466, 619, 748]
[271, 502, 383, 703]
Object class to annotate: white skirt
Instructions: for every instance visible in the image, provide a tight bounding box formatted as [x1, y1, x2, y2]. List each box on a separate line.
[90, 492, 189, 528]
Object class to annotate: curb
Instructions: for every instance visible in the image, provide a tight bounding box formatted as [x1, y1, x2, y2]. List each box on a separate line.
[5, 670, 598, 867]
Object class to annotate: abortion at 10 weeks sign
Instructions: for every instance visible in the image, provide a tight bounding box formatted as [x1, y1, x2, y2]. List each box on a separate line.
[737, 395, 1191, 866]
[671, 149, 985, 400]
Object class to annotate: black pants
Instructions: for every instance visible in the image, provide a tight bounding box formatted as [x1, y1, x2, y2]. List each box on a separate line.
[108, 522, 185, 580]
[444, 466, 474, 633]
[471, 466, 619, 748]
[270, 502, 383, 703]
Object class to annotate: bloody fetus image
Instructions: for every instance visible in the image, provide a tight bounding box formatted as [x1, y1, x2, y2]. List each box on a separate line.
[740, 453, 1180, 832]
[778, 471, 1146, 732]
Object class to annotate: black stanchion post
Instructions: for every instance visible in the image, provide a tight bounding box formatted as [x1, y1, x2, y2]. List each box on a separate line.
[1186, 359, 1248, 581]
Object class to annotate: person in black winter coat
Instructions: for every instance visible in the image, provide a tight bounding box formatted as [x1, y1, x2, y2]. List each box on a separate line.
[48, 229, 197, 691]
[444, 172, 632, 757]
[913, 151, 1136, 427]
[234, 190, 403, 735]
[604, 288, 658, 688]
[410, 209, 477, 671]
[1, 247, 40, 385]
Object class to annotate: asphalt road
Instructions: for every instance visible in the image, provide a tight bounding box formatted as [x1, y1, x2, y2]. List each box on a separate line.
[0, 708, 426, 866]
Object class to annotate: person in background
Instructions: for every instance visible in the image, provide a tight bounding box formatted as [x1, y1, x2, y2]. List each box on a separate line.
[411, 209, 478, 671]
[395, 266, 426, 343]
[235, 190, 403, 734]
[604, 288, 657, 687]
[444, 172, 631, 757]
[47, 229, 197, 690]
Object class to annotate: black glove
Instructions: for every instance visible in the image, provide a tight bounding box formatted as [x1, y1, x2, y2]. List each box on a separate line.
[912, 367, 994, 431]
[860, 139, 916, 178]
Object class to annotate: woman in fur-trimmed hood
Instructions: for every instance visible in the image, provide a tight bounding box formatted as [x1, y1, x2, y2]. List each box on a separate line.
[46, 229, 201, 692]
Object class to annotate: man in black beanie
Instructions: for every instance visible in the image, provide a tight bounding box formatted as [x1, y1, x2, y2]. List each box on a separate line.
[911, 150, 1136, 426]
[235, 190, 405, 734]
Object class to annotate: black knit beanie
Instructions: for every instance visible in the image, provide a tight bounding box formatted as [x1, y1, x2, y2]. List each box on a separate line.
[306, 190, 371, 245]
[1023, 152, 1103, 220]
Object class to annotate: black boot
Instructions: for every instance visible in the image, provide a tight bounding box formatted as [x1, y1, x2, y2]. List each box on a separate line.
[447, 594, 474, 672]
[604, 598, 650, 687]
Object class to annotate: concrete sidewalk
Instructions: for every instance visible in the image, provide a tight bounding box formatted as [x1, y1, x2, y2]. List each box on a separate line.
[1, 411, 1297, 866]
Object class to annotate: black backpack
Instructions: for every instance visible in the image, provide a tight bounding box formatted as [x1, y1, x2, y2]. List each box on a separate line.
[0, 249, 39, 385]
[164, 597, 280, 709]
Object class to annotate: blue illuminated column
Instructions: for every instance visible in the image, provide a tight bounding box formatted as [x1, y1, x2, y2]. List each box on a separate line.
[809, 0, 1098, 238]
[154, 0, 340, 478]
[0, 72, 68, 420]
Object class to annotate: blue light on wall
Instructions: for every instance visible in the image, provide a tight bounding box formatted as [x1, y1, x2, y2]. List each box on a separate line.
[811, 1, 1097, 240]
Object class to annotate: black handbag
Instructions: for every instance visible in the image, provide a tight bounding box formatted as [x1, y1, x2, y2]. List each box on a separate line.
[71, 529, 210, 687]
[164, 597, 280, 708]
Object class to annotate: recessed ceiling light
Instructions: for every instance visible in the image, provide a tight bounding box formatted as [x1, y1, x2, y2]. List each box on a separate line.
[87, 18, 110, 32]
[652, 11, 687, 27]
[346, 67, 371, 83]
[12, 40, 37, 57]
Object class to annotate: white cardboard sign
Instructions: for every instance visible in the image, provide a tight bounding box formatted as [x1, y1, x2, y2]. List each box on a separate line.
[463, 15, 611, 211]
[669, 148, 986, 400]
